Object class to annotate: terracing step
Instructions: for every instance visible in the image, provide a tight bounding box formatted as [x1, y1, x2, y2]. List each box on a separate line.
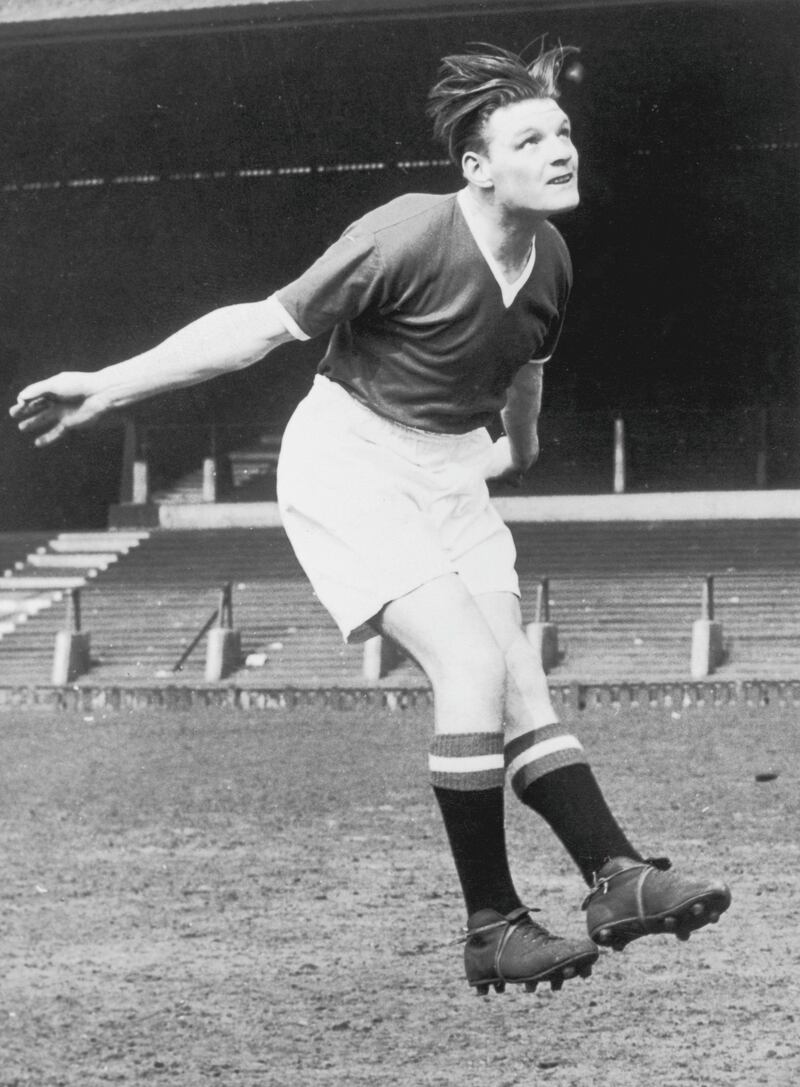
[1, 521, 800, 687]
[0, 531, 150, 642]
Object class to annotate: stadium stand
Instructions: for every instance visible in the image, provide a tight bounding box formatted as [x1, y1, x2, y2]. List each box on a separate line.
[0, 534, 52, 574]
[151, 438, 282, 505]
[0, 532, 150, 652]
[2, 521, 800, 689]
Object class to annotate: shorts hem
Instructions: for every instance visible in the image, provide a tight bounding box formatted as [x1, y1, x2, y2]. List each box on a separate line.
[340, 570, 521, 644]
[340, 569, 454, 644]
[467, 580, 521, 601]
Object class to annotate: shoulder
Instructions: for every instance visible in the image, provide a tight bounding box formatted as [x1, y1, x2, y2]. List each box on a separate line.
[540, 220, 572, 266]
[345, 192, 458, 245]
[538, 220, 573, 285]
[540, 220, 571, 262]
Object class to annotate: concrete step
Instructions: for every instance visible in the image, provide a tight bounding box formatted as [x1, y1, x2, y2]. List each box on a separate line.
[1, 575, 87, 590]
[23, 553, 120, 570]
[48, 538, 144, 554]
[3, 521, 800, 687]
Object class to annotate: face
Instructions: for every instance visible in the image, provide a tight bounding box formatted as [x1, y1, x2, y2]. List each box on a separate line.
[468, 97, 579, 217]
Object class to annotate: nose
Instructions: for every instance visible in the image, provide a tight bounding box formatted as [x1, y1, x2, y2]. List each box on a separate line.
[550, 136, 576, 168]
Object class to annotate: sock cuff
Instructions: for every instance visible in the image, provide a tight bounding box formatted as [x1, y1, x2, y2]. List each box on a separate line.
[504, 725, 587, 796]
[429, 732, 504, 791]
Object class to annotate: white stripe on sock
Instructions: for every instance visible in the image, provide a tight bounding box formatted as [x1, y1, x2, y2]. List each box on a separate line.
[505, 735, 584, 780]
[429, 753, 505, 775]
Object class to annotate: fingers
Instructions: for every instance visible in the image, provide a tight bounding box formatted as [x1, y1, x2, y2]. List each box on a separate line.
[13, 404, 68, 446]
[10, 373, 103, 447]
[11, 395, 83, 447]
[32, 422, 69, 448]
[9, 394, 54, 421]
[11, 373, 93, 419]
[10, 375, 62, 413]
[14, 401, 71, 445]
[15, 401, 60, 433]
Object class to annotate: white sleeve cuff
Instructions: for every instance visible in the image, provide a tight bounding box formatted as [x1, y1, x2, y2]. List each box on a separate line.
[265, 294, 311, 342]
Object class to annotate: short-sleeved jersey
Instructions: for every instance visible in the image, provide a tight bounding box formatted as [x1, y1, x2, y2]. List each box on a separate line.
[273, 190, 572, 434]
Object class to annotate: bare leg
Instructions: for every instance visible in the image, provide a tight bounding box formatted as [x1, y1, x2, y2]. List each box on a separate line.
[378, 574, 506, 735]
[473, 591, 642, 883]
[471, 592, 732, 949]
[377, 573, 520, 912]
[377, 575, 599, 992]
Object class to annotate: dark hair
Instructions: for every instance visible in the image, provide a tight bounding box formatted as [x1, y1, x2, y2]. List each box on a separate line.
[427, 41, 578, 166]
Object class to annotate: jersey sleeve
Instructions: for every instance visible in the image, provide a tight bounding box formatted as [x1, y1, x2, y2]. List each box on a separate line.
[272, 228, 386, 341]
[531, 305, 567, 363]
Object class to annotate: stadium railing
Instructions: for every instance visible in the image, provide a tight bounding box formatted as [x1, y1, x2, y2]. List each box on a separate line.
[116, 404, 795, 506]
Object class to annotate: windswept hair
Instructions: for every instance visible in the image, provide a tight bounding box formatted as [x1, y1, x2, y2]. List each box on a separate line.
[427, 41, 578, 166]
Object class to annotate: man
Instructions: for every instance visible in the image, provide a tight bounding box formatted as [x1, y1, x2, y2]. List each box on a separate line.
[11, 42, 731, 997]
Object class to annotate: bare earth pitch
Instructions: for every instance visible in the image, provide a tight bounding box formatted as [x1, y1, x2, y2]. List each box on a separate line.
[1, 703, 798, 1086]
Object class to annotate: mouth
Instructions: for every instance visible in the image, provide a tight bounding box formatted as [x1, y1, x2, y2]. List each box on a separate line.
[547, 173, 574, 186]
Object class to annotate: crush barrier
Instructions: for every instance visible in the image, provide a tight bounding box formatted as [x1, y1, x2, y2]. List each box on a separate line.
[170, 582, 242, 682]
[1, 678, 799, 713]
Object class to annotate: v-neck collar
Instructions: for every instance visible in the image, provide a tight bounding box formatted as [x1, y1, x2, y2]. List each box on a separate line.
[456, 188, 537, 308]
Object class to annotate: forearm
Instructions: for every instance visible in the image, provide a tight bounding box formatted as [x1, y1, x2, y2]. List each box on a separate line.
[85, 300, 291, 410]
[501, 361, 544, 470]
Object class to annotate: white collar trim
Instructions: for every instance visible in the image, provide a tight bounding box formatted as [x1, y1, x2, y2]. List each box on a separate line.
[457, 188, 536, 308]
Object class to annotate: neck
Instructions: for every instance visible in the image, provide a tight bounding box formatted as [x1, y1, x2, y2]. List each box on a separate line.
[463, 185, 541, 269]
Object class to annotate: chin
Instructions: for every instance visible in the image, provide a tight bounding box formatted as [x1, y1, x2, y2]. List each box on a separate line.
[546, 190, 580, 216]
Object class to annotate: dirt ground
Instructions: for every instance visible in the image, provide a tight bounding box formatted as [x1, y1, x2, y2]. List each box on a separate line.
[1, 700, 798, 1087]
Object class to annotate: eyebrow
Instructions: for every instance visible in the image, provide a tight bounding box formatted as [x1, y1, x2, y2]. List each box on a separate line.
[514, 116, 571, 140]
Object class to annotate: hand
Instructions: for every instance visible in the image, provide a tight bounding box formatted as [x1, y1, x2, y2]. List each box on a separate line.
[483, 435, 538, 486]
[10, 372, 108, 447]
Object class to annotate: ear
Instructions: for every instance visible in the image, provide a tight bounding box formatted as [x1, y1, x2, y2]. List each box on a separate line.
[461, 147, 493, 190]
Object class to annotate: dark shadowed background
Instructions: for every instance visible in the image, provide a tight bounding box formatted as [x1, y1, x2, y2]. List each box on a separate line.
[0, 0, 798, 526]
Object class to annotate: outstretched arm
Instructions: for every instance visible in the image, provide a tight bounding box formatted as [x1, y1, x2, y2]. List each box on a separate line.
[10, 298, 293, 447]
[484, 360, 545, 483]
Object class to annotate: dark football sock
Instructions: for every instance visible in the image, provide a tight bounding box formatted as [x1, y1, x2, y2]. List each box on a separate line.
[506, 726, 643, 885]
[430, 732, 522, 918]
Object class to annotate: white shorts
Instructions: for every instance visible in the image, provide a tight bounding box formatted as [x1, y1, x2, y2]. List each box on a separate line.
[277, 376, 520, 642]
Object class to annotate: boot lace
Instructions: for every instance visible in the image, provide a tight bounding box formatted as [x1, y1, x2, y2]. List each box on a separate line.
[581, 856, 672, 910]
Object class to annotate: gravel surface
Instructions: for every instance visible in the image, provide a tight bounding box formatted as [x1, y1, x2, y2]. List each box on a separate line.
[1, 702, 798, 1086]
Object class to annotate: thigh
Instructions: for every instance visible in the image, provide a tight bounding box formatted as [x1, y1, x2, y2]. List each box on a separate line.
[472, 591, 525, 652]
[378, 574, 507, 733]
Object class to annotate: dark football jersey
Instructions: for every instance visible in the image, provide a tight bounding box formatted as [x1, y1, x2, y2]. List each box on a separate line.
[273, 190, 572, 433]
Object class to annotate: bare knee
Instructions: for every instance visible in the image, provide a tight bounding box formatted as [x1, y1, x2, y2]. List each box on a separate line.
[506, 632, 547, 682]
[376, 576, 509, 730]
[507, 629, 550, 699]
[432, 637, 507, 696]
[425, 637, 507, 727]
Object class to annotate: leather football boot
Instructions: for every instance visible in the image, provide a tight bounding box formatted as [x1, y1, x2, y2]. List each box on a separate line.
[583, 857, 732, 951]
[462, 906, 599, 996]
